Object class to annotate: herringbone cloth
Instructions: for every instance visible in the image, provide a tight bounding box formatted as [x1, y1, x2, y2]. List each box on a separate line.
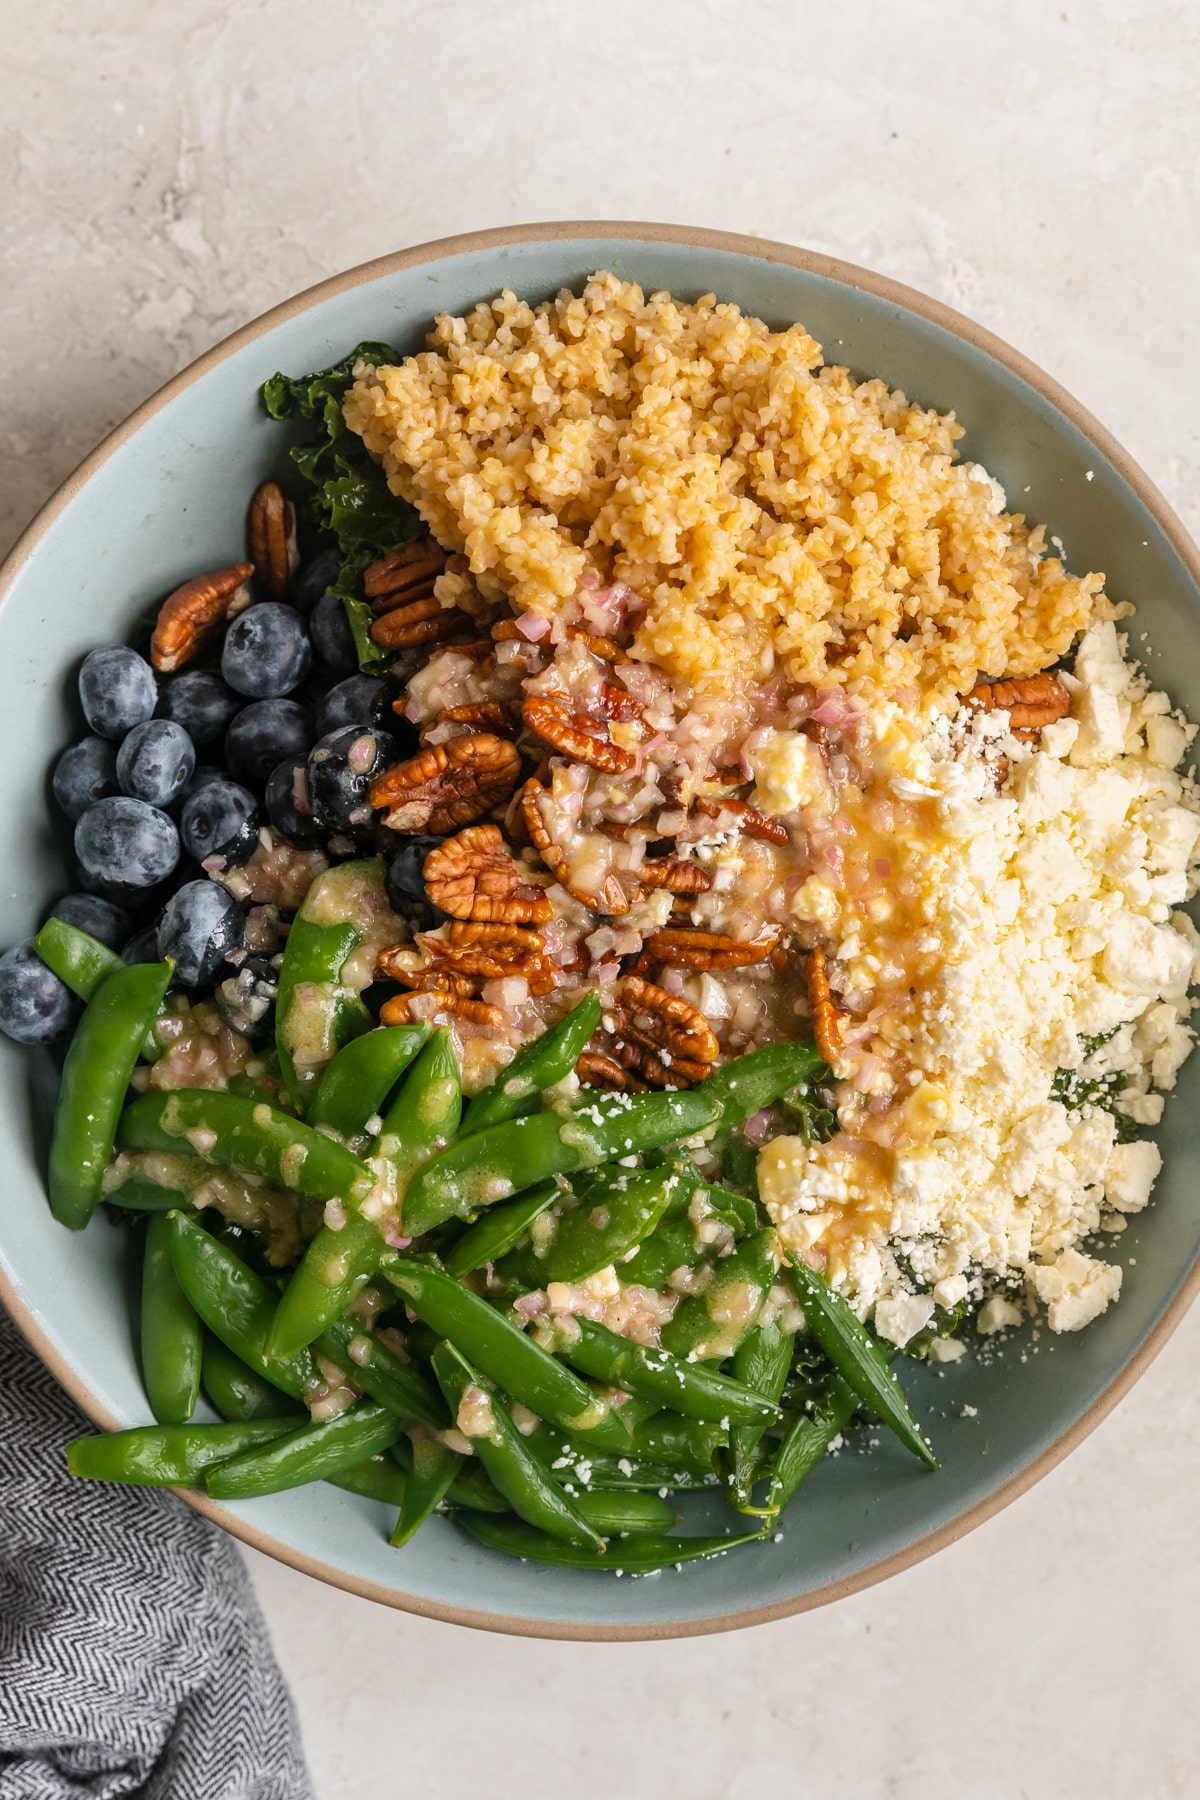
[0, 1307, 314, 1799]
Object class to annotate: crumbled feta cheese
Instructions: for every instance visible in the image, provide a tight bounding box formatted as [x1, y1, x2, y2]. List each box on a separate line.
[1104, 1139, 1162, 1213]
[746, 729, 826, 817]
[1031, 1248, 1123, 1332]
[873, 1292, 936, 1347]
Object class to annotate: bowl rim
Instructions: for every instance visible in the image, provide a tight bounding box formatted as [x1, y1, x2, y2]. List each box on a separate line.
[4, 217, 1200, 1642]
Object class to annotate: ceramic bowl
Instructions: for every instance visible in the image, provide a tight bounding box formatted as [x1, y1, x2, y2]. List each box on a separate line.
[2, 224, 1198, 1640]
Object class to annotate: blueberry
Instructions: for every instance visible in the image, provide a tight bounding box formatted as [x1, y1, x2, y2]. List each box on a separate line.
[226, 699, 313, 787]
[385, 837, 448, 930]
[121, 920, 162, 965]
[43, 892, 130, 949]
[307, 725, 397, 833]
[157, 880, 245, 987]
[309, 592, 358, 674]
[52, 736, 120, 821]
[221, 603, 311, 698]
[0, 942, 75, 1043]
[293, 547, 342, 614]
[115, 718, 195, 809]
[181, 777, 262, 867]
[75, 797, 179, 891]
[264, 757, 324, 846]
[159, 672, 242, 747]
[181, 764, 226, 805]
[78, 646, 158, 740]
[314, 675, 386, 739]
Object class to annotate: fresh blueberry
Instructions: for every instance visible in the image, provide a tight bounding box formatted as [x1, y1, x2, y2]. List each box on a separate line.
[264, 757, 324, 846]
[159, 672, 243, 747]
[214, 956, 279, 1039]
[157, 880, 245, 987]
[309, 592, 358, 674]
[121, 920, 162, 965]
[293, 547, 341, 614]
[181, 764, 226, 805]
[42, 892, 130, 950]
[225, 699, 313, 787]
[78, 646, 158, 740]
[306, 725, 397, 833]
[0, 942, 75, 1044]
[221, 603, 311, 698]
[52, 737, 120, 821]
[180, 777, 262, 867]
[115, 718, 195, 809]
[314, 675, 386, 739]
[385, 837, 448, 929]
[75, 797, 179, 891]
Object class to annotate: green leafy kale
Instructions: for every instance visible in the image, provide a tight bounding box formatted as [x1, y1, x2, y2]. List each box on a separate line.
[262, 344, 424, 673]
[1051, 1027, 1139, 1143]
[779, 1080, 837, 1144]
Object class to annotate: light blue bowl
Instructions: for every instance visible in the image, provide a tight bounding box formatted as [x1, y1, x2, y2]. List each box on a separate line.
[2, 224, 1198, 1639]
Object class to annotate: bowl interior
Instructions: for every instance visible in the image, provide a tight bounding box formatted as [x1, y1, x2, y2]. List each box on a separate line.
[2, 227, 1198, 1637]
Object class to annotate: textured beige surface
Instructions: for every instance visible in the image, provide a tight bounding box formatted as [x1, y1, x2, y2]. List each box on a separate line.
[4, 2, 1200, 1794]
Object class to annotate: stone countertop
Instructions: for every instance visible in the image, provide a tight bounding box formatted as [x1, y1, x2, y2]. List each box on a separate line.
[4, 3, 1198, 1795]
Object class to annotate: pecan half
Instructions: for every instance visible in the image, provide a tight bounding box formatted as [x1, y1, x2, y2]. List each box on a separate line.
[375, 951, 478, 997]
[150, 563, 254, 673]
[521, 694, 636, 775]
[598, 681, 642, 723]
[520, 779, 633, 915]
[418, 702, 521, 748]
[371, 733, 522, 835]
[565, 626, 629, 664]
[807, 946, 843, 1067]
[247, 482, 298, 602]
[429, 921, 556, 996]
[639, 856, 712, 895]
[611, 974, 719, 1088]
[364, 539, 447, 604]
[694, 795, 791, 846]
[423, 825, 553, 924]
[576, 1050, 650, 1093]
[963, 672, 1071, 742]
[371, 598, 476, 651]
[643, 927, 783, 970]
[381, 991, 506, 1029]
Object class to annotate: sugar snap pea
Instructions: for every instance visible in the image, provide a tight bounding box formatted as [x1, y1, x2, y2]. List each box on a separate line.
[49, 959, 174, 1230]
[389, 1434, 509, 1515]
[307, 1023, 430, 1138]
[496, 1164, 678, 1288]
[315, 1316, 444, 1428]
[763, 1374, 858, 1514]
[699, 1041, 826, 1128]
[786, 1256, 937, 1469]
[275, 858, 388, 1112]
[328, 1454, 408, 1507]
[564, 1490, 678, 1534]
[550, 1316, 781, 1427]
[618, 1217, 716, 1290]
[201, 1333, 306, 1423]
[170, 1212, 317, 1400]
[431, 1341, 605, 1553]
[660, 1229, 777, 1361]
[141, 1212, 202, 1425]
[442, 1181, 560, 1279]
[390, 1432, 463, 1548]
[722, 1318, 794, 1512]
[456, 1513, 766, 1571]
[206, 1402, 401, 1499]
[657, 1155, 760, 1237]
[382, 1257, 630, 1452]
[33, 917, 164, 1061]
[459, 993, 602, 1136]
[401, 1086, 720, 1239]
[67, 1418, 297, 1487]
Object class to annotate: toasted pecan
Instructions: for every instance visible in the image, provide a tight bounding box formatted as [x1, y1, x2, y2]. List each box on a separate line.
[371, 598, 476, 652]
[643, 926, 783, 970]
[638, 856, 712, 895]
[611, 974, 719, 1088]
[963, 672, 1071, 742]
[521, 694, 637, 774]
[564, 626, 629, 665]
[150, 563, 254, 673]
[807, 946, 843, 1066]
[423, 825, 553, 925]
[371, 733, 522, 835]
[418, 702, 520, 748]
[576, 1050, 650, 1093]
[364, 539, 447, 603]
[247, 482, 298, 603]
[694, 795, 791, 846]
[520, 778, 633, 915]
[612, 1037, 714, 1088]
[429, 921, 556, 997]
[375, 951, 478, 997]
[381, 991, 506, 1029]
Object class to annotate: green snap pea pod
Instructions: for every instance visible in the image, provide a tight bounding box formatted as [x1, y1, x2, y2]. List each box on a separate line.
[382, 1256, 629, 1452]
[431, 1342, 605, 1553]
[49, 959, 174, 1230]
[786, 1256, 937, 1469]
[460, 993, 603, 1136]
[32, 917, 165, 1062]
[722, 1318, 794, 1513]
[105, 1174, 193, 1212]
[201, 1334, 306, 1423]
[401, 1086, 720, 1239]
[658, 1158, 760, 1238]
[660, 1230, 777, 1362]
[169, 1212, 317, 1400]
[625, 1415, 727, 1470]
[389, 1436, 509, 1514]
[119, 1089, 374, 1207]
[315, 1317, 444, 1429]
[496, 1164, 678, 1289]
[527, 1411, 724, 1477]
[307, 1023, 430, 1138]
[442, 1181, 560, 1279]
[549, 1317, 781, 1427]
[275, 859, 387, 1112]
[67, 1418, 296, 1487]
[764, 1375, 858, 1514]
[718, 1129, 760, 1198]
[456, 1513, 766, 1571]
[141, 1213, 203, 1424]
[618, 1218, 716, 1291]
[389, 1432, 463, 1548]
[536, 1443, 723, 1492]
[206, 1402, 401, 1499]
[699, 1041, 826, 1129]
[265, 1030, 461, 1361]
[328, 1454, 408, 1507]
[554, 1489, 678, 1533]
